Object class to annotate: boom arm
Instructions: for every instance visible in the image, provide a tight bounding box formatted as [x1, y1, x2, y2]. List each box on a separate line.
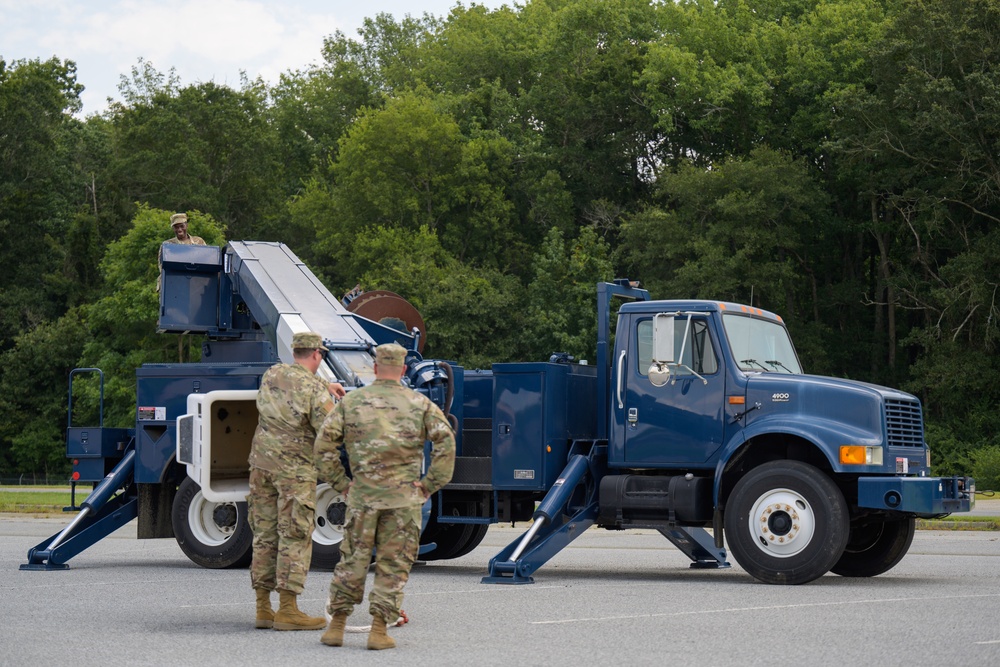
[159, 241, 417, 385]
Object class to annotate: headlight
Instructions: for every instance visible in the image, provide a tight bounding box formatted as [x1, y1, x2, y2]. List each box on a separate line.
[840, 445, 884, 466]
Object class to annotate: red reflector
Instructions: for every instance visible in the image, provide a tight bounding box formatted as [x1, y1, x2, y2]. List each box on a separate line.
[73, 459, 79, 465]
[72, 471, 80, 481]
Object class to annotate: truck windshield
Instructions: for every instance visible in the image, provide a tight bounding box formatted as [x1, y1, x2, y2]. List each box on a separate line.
[722, 313, 802, 374]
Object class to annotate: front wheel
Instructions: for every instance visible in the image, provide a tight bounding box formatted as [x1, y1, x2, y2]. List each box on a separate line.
[724, 461, 849, 585]
[831, 516, 915, 577]
[172, 476, 253, 568]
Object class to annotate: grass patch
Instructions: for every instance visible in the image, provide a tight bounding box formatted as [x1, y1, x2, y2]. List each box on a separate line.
[917, 515, 1000, 531]
[0, 490, 76, 514]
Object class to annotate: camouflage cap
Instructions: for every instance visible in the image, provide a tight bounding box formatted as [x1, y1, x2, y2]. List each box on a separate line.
[170, 213, 188, 227]
[375, 343, 407, 366]
[291, 331, 328, 351]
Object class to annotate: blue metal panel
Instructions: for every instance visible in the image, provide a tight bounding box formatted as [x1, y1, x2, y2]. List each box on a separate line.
[612, 313, 727, 468]
[491, 362, 597, 491]
[159, 244, 223, 333]
[858, 476, 973, 514]
[133, 363, 271, 483]
[462, 370, 494, 420]
[67, 427, 131, 483]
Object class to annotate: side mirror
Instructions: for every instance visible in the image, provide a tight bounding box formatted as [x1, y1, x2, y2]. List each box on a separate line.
[648, 362, 671, 387]
[652, 314, 675, 364]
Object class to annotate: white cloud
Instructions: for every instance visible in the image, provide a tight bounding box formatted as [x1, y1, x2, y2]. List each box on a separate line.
[1, 0, 506, 114]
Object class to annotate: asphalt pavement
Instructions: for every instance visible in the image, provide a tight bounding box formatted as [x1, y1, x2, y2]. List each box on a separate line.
[1, 515, 998, 667]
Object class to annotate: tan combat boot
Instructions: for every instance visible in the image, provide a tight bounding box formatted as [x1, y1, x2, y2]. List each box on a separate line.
[254, 588, 274, 629]
[273, 589, 326, 631]
[320, 612, 348, 646]
[367, 615, 396, 650]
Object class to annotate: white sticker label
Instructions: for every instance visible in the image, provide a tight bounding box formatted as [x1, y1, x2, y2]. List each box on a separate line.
[137, 407, 167, 421]
[895, 457, 909, 474]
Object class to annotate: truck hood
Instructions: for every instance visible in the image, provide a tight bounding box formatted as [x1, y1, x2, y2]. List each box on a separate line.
[743, 373, 923, 448]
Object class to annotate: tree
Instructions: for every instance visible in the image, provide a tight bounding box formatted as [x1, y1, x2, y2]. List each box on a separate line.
[346, 225, 524, 367]
[309, 90, 516, 286]
[619, 147, 839, 372]
[103, 63, 284, 241]
[0, 310, 90, 476]
[522, 227, 615, 362]
[831, 0, 1000, 471]
[0, 57, 86, 352]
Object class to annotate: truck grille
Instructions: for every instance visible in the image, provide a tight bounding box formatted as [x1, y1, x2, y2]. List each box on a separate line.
[884, 398, 924, 447]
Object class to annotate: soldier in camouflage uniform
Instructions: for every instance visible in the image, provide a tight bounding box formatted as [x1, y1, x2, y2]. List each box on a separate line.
[157, 213, 206, 292]
[164, 213, 206, 246]
[315, 343, 455, 650]
[248, 331, 346, 631]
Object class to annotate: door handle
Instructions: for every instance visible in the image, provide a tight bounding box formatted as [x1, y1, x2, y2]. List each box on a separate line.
[617, 350, 626, 409]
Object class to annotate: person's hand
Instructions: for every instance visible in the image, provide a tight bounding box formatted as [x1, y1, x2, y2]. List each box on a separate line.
[412, 480, 429, 499]
[328, 382, 346, 399]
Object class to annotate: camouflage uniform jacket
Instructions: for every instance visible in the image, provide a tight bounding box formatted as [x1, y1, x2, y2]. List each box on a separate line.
[163, 235, 206, 245]
[248, 363, 334, 476]
[315, 379, 455, 510]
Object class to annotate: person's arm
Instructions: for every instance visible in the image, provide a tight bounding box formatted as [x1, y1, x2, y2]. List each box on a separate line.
[418, 402, 456, 498]
[327, 382, 346, 399]
[315, 402, 350, 493]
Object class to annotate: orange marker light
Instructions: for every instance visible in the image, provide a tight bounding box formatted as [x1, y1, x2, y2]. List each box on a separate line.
[840, 446, 867, 465]
[728, 396, 745, 405]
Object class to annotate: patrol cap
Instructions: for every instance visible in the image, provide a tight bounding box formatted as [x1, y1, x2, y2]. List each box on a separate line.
[291, 331, 328, 351]
[375, 343, 407, 366]
[170, 213, 188, 227]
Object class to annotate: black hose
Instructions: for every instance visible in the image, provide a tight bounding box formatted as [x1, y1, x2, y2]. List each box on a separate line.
[439, 361, 458, 433]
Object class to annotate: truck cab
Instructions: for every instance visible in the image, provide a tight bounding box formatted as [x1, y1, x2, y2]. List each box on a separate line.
[598, 297, 970, 583]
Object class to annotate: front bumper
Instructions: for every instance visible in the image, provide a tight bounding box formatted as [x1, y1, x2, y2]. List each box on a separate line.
[857, 476, 975, 515]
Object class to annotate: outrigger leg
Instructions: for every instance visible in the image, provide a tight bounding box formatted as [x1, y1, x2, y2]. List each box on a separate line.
[21, 449, 139, 571]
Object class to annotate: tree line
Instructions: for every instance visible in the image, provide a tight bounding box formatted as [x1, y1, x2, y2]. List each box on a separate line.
[0, 0, 997, 486]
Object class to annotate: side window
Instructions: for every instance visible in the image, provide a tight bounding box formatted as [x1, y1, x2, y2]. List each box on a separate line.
[637, 318, 718, 376]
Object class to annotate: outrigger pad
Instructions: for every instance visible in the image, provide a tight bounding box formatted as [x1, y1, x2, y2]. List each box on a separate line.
[19, 562, 70, 571]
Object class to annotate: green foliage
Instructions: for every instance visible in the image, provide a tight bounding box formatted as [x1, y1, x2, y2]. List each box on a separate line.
[970, 447, 1000, 493]
[0, 310, 90, 475]
[346, 225, 524, 367]
[311, 90, 516, 286]
[523, 227, 615, 362]
[104, 64, 284, 240]
[620, 147, 830, 309]
[0, 57, 87, 350]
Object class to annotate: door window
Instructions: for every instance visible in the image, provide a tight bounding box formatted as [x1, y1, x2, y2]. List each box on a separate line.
[637, 317, 718, 377]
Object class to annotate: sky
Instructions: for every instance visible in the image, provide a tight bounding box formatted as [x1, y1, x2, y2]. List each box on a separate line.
[1, 0, 510, 116]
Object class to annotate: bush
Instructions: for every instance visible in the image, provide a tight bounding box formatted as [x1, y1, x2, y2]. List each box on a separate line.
[970, 446, 1000, 492]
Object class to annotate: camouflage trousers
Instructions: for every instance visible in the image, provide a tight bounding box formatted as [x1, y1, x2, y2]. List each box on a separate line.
[326, 504, 421, 622]
[247, 467, 316, 594]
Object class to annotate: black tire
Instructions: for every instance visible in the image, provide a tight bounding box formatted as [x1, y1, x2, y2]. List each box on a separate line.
[419, 502, 488, 561]
[831, 516, 915, 577]
[172, 476, 253, 569]
[724, 461, 849, 585]
[444, 523, 488, 559]
[310, 483, 344, 570]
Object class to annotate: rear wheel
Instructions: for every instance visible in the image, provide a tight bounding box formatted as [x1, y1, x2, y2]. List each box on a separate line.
[310, 483, 345, 569]
[724, 461, 848, 585]
[419, 502, 489, 561]
[831, 516, 915, 577]
[172, 476, 253, 569]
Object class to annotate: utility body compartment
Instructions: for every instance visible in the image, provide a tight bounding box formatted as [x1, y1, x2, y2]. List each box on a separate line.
[491, 362, 597, 492]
